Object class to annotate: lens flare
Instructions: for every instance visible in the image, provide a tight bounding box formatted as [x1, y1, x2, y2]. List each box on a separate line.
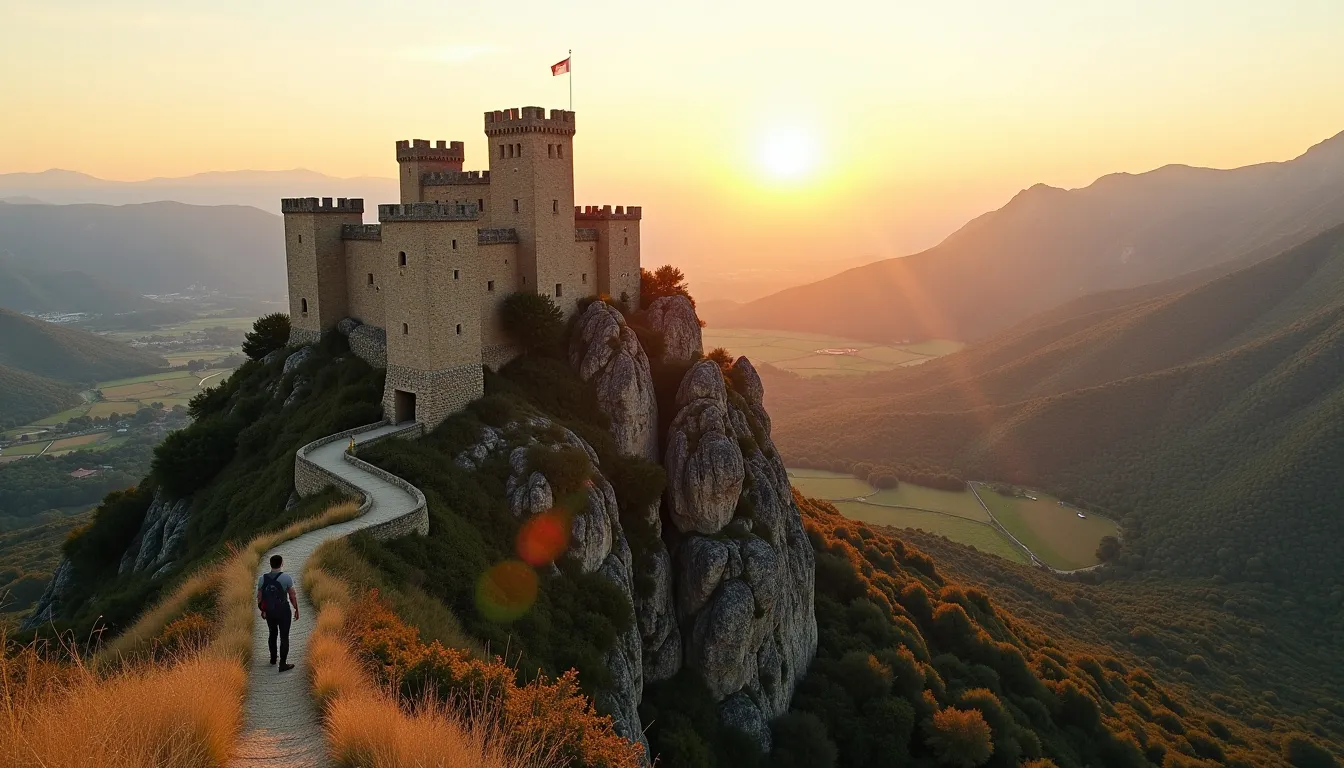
[517, 510, 570, 567]
[475, 560, 539, 622]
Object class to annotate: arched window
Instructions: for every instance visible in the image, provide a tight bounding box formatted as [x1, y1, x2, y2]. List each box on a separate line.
[300, 298, 308, 314]
[402, 323, 409, 335]
[399, 251, 407, 267]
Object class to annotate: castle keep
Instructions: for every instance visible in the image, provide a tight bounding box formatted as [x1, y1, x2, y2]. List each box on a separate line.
[282, 107, 642, 429]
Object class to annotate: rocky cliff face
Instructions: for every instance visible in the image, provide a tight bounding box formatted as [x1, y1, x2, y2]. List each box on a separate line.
[561, 300, 815, 755]
[117, 489, 192, 578]
[569, 302, 659, 460]
[664, 358, 817, 749]
[645, 295, 703, 362]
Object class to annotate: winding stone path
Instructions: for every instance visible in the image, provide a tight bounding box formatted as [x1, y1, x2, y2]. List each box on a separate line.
[229, 422, 422, 767]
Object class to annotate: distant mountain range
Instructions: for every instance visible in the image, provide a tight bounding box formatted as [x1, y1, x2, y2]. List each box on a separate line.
[0, 366, 80, 430]
[769, 222, 1344, 598]
[0, 169, 397, 215]
[0, 201, 286, 296]
[717, 130, 1344, 342]
[0, 256, 158, 315]
[0, 308, 165, 384]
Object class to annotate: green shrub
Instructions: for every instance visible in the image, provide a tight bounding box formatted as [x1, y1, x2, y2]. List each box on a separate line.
[241, 312, 292, 360]
[1283, 733, 1340, 768]
[770, 712, 837, 768]
[527, 444, 591, 496]
[501, 292, 565, 353]
[151, 416, 240, 497]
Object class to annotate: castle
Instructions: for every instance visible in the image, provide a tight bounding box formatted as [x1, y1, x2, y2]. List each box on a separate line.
[282, 106, 642, 430]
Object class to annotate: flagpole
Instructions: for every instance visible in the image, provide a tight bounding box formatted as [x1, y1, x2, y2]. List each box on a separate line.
[568, 49, 573, 111]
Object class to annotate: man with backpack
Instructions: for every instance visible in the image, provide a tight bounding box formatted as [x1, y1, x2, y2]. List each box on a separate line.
[257, 554, 300, 672]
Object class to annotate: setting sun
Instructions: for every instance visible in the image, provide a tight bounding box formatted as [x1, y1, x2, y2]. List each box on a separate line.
[756, 124, 821, 181]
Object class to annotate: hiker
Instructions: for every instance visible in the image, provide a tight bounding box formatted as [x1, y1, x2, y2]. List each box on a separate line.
[257, 554, 300, 672]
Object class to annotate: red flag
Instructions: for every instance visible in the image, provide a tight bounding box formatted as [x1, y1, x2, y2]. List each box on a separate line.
[551, 57, 570, 76]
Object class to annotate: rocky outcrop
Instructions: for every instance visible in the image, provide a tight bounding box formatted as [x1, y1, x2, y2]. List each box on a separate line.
[20, 559, 74, 631]
[664, 362, 746, 534]
[118, 490, 192, 576]
[569, 301, 659, 460]
[456, 417, 652, 756]
[665, 357, 817, 751]
[645, 295, 702, 362]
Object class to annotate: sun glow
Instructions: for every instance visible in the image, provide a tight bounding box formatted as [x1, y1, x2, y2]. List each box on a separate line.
[756, 124, 821, 182]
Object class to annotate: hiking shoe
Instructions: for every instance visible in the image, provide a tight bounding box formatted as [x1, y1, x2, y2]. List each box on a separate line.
[279, 663, 295, 673]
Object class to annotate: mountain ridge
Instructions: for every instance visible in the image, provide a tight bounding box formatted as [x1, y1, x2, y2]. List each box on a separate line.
[0, 308, 165, 383]
[721, 129, 1344, 343]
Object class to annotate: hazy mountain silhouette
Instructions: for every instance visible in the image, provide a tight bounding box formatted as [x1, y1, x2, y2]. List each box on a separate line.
[0, 169, 396, 214]
[769, 223, 1344, 596]
[722, 130, 1344, 342]
[0, 308, 165, 384]
[0, 365, 80, 429]
[0, 201, 286, 296]
[0, 256, 158, 315]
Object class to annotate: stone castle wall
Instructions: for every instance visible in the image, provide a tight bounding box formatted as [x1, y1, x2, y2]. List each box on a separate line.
[382, 364, 484, 430]
[292, 421, 430, 541]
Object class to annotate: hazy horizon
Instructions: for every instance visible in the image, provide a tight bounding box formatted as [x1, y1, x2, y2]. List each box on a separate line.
[4, 0, 1344, 299]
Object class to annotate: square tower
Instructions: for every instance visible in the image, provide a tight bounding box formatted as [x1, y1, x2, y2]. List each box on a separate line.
[484, 107, 581, 310]
[378, 201, 487, 429]
[281, 197, 364, 344]
[396, 140, 465, 204]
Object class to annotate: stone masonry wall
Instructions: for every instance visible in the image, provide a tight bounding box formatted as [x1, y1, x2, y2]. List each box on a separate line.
[289, 327, 322, 347]
[293, 421, 429, 541]
[382, 364, 484, 431]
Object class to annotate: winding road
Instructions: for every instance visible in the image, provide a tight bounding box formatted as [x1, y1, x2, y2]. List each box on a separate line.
[228, 422, 422, 767]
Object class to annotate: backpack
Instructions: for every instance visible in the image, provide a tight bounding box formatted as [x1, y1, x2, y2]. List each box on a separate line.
[261, 572, 289, 618]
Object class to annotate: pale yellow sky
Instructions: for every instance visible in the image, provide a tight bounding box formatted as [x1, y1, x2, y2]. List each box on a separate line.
[3, 0, 1343, 297]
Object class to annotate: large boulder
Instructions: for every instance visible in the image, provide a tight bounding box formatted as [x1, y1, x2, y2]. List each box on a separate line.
[645, 295, 702, 362]
[664, 361, 744, 534]
[569, 301, 659, 460]
[665, 355, 817, 750]
[20, 559, 74, 631]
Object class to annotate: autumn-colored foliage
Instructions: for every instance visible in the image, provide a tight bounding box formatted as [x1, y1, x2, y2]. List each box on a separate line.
[340, 592, 642, 768]
[923, 707, 994, 767]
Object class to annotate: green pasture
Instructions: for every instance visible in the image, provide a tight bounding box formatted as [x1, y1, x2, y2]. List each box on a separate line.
[1, 441, 51, 457]
[787, 469, 876, 499]
[702, 328, 963, 377]
[976, 486, 1120, 570]
[864, 484, 988, 522]
[832, 501, 1029, 565]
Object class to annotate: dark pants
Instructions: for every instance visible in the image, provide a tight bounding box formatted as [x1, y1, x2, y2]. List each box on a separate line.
[266, 611, 292, 664]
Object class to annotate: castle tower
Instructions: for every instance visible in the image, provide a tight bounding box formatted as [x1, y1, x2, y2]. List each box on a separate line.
[484, 107, 579, 310]
[378, 201, 487, 429]
[281, 197, 364, 344]
[396, 140, 465, 204]
[576, 205, 643, 306]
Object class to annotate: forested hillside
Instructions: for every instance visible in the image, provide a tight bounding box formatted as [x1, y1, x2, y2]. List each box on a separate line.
[0, 256, 156, 315]
[0, 308, 164, 383]
[769, 226, 1344, 613]
[722, 130, 1344, 342]
[0, 365, 78, 429]
[0, 200, 285, 295]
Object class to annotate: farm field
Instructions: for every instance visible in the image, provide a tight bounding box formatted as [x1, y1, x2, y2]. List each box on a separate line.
[864, 485, 988, 521]
[832, 501, 1029, 564]
[92, 368, 232, 414]
[976, 485, 1121, 570]
[104, 315, 256, 342]
[702, 328, 964, 377]
[787, 468, 876, 499]
[1, 441, 50, 457]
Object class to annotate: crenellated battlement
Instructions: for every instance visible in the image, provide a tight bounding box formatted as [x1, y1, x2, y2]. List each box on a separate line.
[396, 139, 466, 163]
[341, 223, 382, 241]
[575, 228, 599, 242]
[483, 106, 576, 136]
[422, 170, 491, 186]
[282, 197, 365, 214]
[575, 204, 642, 221]
[378, 202, 480, 222]
[477, 227, 519, 245]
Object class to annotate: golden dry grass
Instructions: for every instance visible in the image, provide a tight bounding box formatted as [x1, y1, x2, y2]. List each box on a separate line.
[303, 548, 563, 768]
[0, 638, 245, 768]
